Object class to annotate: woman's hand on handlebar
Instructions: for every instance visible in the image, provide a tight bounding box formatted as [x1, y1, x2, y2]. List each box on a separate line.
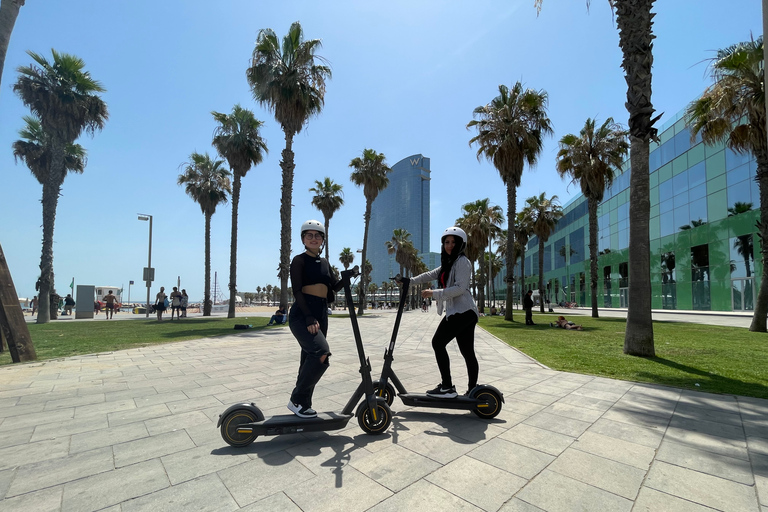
[421, 289, 433, 298]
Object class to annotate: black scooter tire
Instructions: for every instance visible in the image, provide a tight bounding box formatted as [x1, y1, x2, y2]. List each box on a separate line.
[220, 409, 259, 446]
[372, 380, 396, 406]
[471, 389, 503, 419]
[357, 401, 392, 435]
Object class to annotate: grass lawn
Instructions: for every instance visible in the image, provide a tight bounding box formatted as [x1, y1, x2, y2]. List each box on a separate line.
[480, 313, 768, 399]
[0, 317, 273, 366]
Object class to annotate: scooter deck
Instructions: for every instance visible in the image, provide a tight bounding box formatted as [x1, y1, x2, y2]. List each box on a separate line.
[245, 412, 354, 437]
[398, 393, 482, 410]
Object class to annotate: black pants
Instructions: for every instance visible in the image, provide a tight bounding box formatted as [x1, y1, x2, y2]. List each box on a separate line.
[525, 308, 533, 325]
[432, 310, 479, 390]
[289, 295, 330, 408]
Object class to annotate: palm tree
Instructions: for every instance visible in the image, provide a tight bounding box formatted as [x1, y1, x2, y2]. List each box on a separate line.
[457, 199, 503, 312]
[350, 148, 391, 315]
[687, 37, 768, 331]
[177, 152, 231, 316]
[211, 104, 268, 319]
[0, 0, 24, 89]
[557, 117, 628, 318]
[515, 209, 534, 296]
[247, 21, 331, 311]
[468, 82, 552, 322]
[526, 194, 564, 314]
[535, 0, 659, 354]
[385, 228, 412, 278]
[309, 177, 344, 260]
[339, 247, 354, 270]
[13, 49, 108, 323]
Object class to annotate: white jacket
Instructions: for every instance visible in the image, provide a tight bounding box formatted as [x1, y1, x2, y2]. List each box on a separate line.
[410, 255, 479, 319]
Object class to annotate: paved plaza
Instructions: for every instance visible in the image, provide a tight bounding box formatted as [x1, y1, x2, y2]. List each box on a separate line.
[1, 308, 767, 511]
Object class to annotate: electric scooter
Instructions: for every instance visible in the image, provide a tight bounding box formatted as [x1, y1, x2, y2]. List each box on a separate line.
[217, 266, 392, 447]
[373, 276, 504, 419]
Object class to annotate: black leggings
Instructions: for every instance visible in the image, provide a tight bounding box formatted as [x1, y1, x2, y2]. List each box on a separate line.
[288, 295, 330, 408]
[432, 310, 479, 390]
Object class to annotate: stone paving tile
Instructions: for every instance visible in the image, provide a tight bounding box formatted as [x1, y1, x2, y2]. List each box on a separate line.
[366, 479, 482, 512]
[350, 443, 441, 492]
[0, 486, 63, 512]
[6, 446, 114, 497]
[547, 447, 646, 500]
[570, 386, 626, 403]
[284, 433, 374, 475]
[744, 419, 768, 439]
[0, 467, 13, 500]
[239, 492, 302, 512]
[72, 397, 137, 419]
[665, 425, 748, 460]
[574, 431, 656, 470]
[0, 408, 75, 432]
[673, 402, 743, 426]
[469, 437, 555, 479]
[121, 473, 240, 512]
[498, 497, 547, 511]
[30, 414, 109, 442]
[586, 417, 664, 449]
[285, 466, 393, 512]
[107, 403, 171, 427]
[133, 390, 189, 407]
[61, 458, 170, 512]
[218, 450, 315, 507]
[398, 430, 479, 465]
[516, 469, 633, 512]
[669, 414, 747, 441]
[656, 439, 754, 485]
[498, 422, 574, 456]
[679, 390, 739, 411]
[555, 393, 617, 412]
[523, 410, 592, 438]
[601, 406, 671, 430]
[502, 397, 547, 417]
[426, 455, 527, 511]
[633, 487, 725, 511]
[69, 421, 149, 453]
[0, 438, 71, 471]
[42, 393, 105, 411]
[645, 460, 759, 512]
[113, 429, 196, 468]
[0, 401, 44, 419]
[542, 401, 605, 423]
[0, 424, 33, 449]
[509, 390, 562, 406]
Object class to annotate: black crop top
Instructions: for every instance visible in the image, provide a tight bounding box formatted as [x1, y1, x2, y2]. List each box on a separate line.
[290, 252, 343, 325]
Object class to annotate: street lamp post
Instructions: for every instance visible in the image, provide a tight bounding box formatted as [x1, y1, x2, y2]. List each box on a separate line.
[137, 214, 153, 318]
[488, 220, 492, 310]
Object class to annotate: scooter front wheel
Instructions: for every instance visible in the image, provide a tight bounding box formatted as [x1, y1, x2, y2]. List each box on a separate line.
[357, 401, 392, 435]
[471, 389, 503, 419]
[372, 380, 396, 406]
[220, 409, 259, 446]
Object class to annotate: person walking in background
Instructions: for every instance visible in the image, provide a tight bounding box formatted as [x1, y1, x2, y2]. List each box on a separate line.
[63, 294, 75, 315]
[30, 295, 38, 316]
[523, 289, 535, 326]
[103, 290, 119, 319]
[402, 226, 480, 398]
[180, 289, 188, 317]
[155, 286, 167, 322]
[169, 287, 182, 320]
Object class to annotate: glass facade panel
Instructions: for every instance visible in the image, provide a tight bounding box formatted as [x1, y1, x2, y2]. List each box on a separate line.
[660, 140, 676, 166]
[727, 163, 750, 187]
[674, 205, 690, 232]
[570, 228, 585, 264]
[688, 161, 706, 188]
[661, 251, 676, 309]
[691, 244, 710, 310]
[728, 180, 752, 210]
[730, 235, 755, 279]
[659, 179, 674, 202]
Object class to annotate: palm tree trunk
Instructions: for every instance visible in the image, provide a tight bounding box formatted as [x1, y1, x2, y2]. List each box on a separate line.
[588, 197, 600, 318]
[204, 213, 212, 316]
[504, 184, 516, 321]
[279, 132, 295, 310]
[750, 152, 768, 331]
[37, 142, 65, 324]
[538, 240, 546, 313]
[478, 258, 485, 314]
[227, 175, 242, 318]
[519, 248, 526, 300]
[0, 0, 24, 91]
[617, 0, 655, 356]
[323, 217, 330, 261]
[359, 201, 372, 315]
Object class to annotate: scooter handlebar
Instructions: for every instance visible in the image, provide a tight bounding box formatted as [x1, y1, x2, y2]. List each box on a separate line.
[341, 265, 360, 280]
[391, 274, 410, 285]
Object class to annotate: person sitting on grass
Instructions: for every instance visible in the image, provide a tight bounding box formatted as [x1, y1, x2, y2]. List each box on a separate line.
[268, 305, 287, 325]
[551, 315, 583, 330]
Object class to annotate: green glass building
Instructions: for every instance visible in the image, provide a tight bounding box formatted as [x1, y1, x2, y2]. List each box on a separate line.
[516, 109, 759, 312]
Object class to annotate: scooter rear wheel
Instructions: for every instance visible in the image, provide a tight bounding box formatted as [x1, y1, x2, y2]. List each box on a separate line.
[471, 389, 502, 419]
[220, 409, 259, 446]
[357, 401, 392, 435]
[372, 380, 396, 406]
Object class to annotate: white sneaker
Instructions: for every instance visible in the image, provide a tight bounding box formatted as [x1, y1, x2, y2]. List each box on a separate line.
[287, 401, 317, 418]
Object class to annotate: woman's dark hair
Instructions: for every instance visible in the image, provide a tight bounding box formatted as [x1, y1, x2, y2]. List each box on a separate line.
[439, 234, 466, 280]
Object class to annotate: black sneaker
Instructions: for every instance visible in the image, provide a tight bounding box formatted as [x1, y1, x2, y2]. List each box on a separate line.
[287, 401, 317, 418]
[426, 384, 457, 398]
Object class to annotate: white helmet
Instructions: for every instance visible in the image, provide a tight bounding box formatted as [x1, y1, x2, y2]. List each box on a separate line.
[442, 226, 467, 245]
[301, 219, 325, 237]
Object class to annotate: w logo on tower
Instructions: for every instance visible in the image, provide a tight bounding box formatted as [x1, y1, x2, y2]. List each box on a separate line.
[410, 157, 421, 166]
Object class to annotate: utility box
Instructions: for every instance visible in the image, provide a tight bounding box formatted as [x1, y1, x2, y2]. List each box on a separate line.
[143, 267, 155, 282]
[75, 285, 95, 319]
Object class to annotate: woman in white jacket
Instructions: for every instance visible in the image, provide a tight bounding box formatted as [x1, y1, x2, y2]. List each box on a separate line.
[406, 226, 479, 398]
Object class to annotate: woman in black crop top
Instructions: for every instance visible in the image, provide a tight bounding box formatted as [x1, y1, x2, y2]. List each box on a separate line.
[286, 220, 344, 418]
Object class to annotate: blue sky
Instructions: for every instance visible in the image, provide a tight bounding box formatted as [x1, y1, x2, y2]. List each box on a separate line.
[0, 1, 761, 303]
